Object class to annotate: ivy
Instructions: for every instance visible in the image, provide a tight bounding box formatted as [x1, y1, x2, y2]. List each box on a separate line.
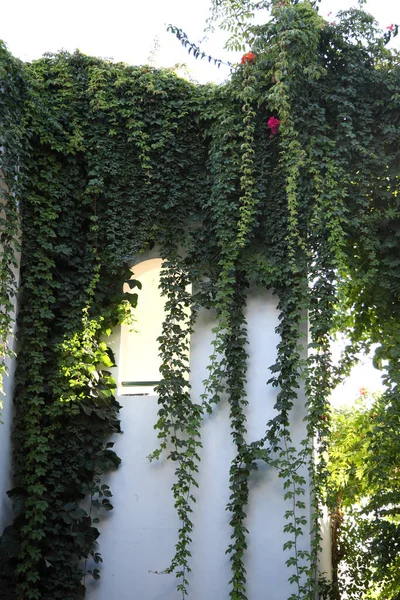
[0, 42, 25, 404]
[0, 2, 399, 599]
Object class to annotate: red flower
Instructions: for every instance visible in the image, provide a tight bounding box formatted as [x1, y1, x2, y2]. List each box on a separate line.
[386, 24, 395, 31]
[267, 116, 280, 135]
[359, 387, 368, 396]
[241, 52, 256, 65]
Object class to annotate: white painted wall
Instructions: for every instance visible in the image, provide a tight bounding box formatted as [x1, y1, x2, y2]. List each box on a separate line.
[0, 270, 19, 532]
[0, 353, 17, 532]
[0, 175, 20, 531]
[86, 284, 311, 600]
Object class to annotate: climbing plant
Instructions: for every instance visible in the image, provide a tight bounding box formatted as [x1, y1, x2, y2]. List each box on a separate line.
[0, 43, 25, 404]
[0, 1, 399, 599]
[326, 389, 400, 600]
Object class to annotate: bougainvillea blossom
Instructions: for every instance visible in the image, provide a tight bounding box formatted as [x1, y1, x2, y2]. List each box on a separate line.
[386, 24, 395, 31]
[267, 116, 280, 135]
[240, 52, 256, 64]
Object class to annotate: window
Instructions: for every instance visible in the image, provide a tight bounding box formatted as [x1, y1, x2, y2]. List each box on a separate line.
[118, 258, 191, 395]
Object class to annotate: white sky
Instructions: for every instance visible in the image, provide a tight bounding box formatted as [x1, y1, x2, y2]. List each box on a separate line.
[0, 0, 398, 84]
[330, 342, 385, 407]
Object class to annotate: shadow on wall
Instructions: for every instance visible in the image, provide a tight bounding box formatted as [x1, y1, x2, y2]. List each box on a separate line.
[86, 258, 312, 600]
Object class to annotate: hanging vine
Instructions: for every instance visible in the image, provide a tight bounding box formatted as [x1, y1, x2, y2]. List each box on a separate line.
[0, 43, 25, 403]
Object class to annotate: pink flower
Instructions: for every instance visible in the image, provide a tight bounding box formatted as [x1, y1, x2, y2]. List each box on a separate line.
[387, 24, 395, 31]
[359, 387, 368, 396]
[267, 116, 280, 136]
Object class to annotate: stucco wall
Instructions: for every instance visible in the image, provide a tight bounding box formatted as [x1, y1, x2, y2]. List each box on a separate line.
[86, 288, 311, 600]
[0, 273, 19, 532]
[0, 174, 19, 531]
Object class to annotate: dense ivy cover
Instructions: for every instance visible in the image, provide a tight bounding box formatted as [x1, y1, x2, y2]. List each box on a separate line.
[0, 1, 399, 599]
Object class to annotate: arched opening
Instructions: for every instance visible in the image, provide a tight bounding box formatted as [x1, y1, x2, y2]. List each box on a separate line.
[119, 258, 165, 395]
[118, 258, 191, 395]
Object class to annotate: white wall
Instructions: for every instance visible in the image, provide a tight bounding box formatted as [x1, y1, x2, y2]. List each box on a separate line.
[0, 355, 17, 532]
[0, 269, 19, 532]
[0, 175, 19, 530]
[86, 287, 311, 600]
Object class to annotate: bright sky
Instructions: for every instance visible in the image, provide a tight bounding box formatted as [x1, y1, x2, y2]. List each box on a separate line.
[0, 0, 398, 84]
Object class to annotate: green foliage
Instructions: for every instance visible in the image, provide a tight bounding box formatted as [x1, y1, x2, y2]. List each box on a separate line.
[167, 24, 232, 68]
[0, 42, 25, 404]
[0, 1, 399, 598]
[327, 392, 400, 600]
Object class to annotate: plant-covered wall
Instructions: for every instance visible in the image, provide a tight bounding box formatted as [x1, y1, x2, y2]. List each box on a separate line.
[0, 1, 399, 599]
